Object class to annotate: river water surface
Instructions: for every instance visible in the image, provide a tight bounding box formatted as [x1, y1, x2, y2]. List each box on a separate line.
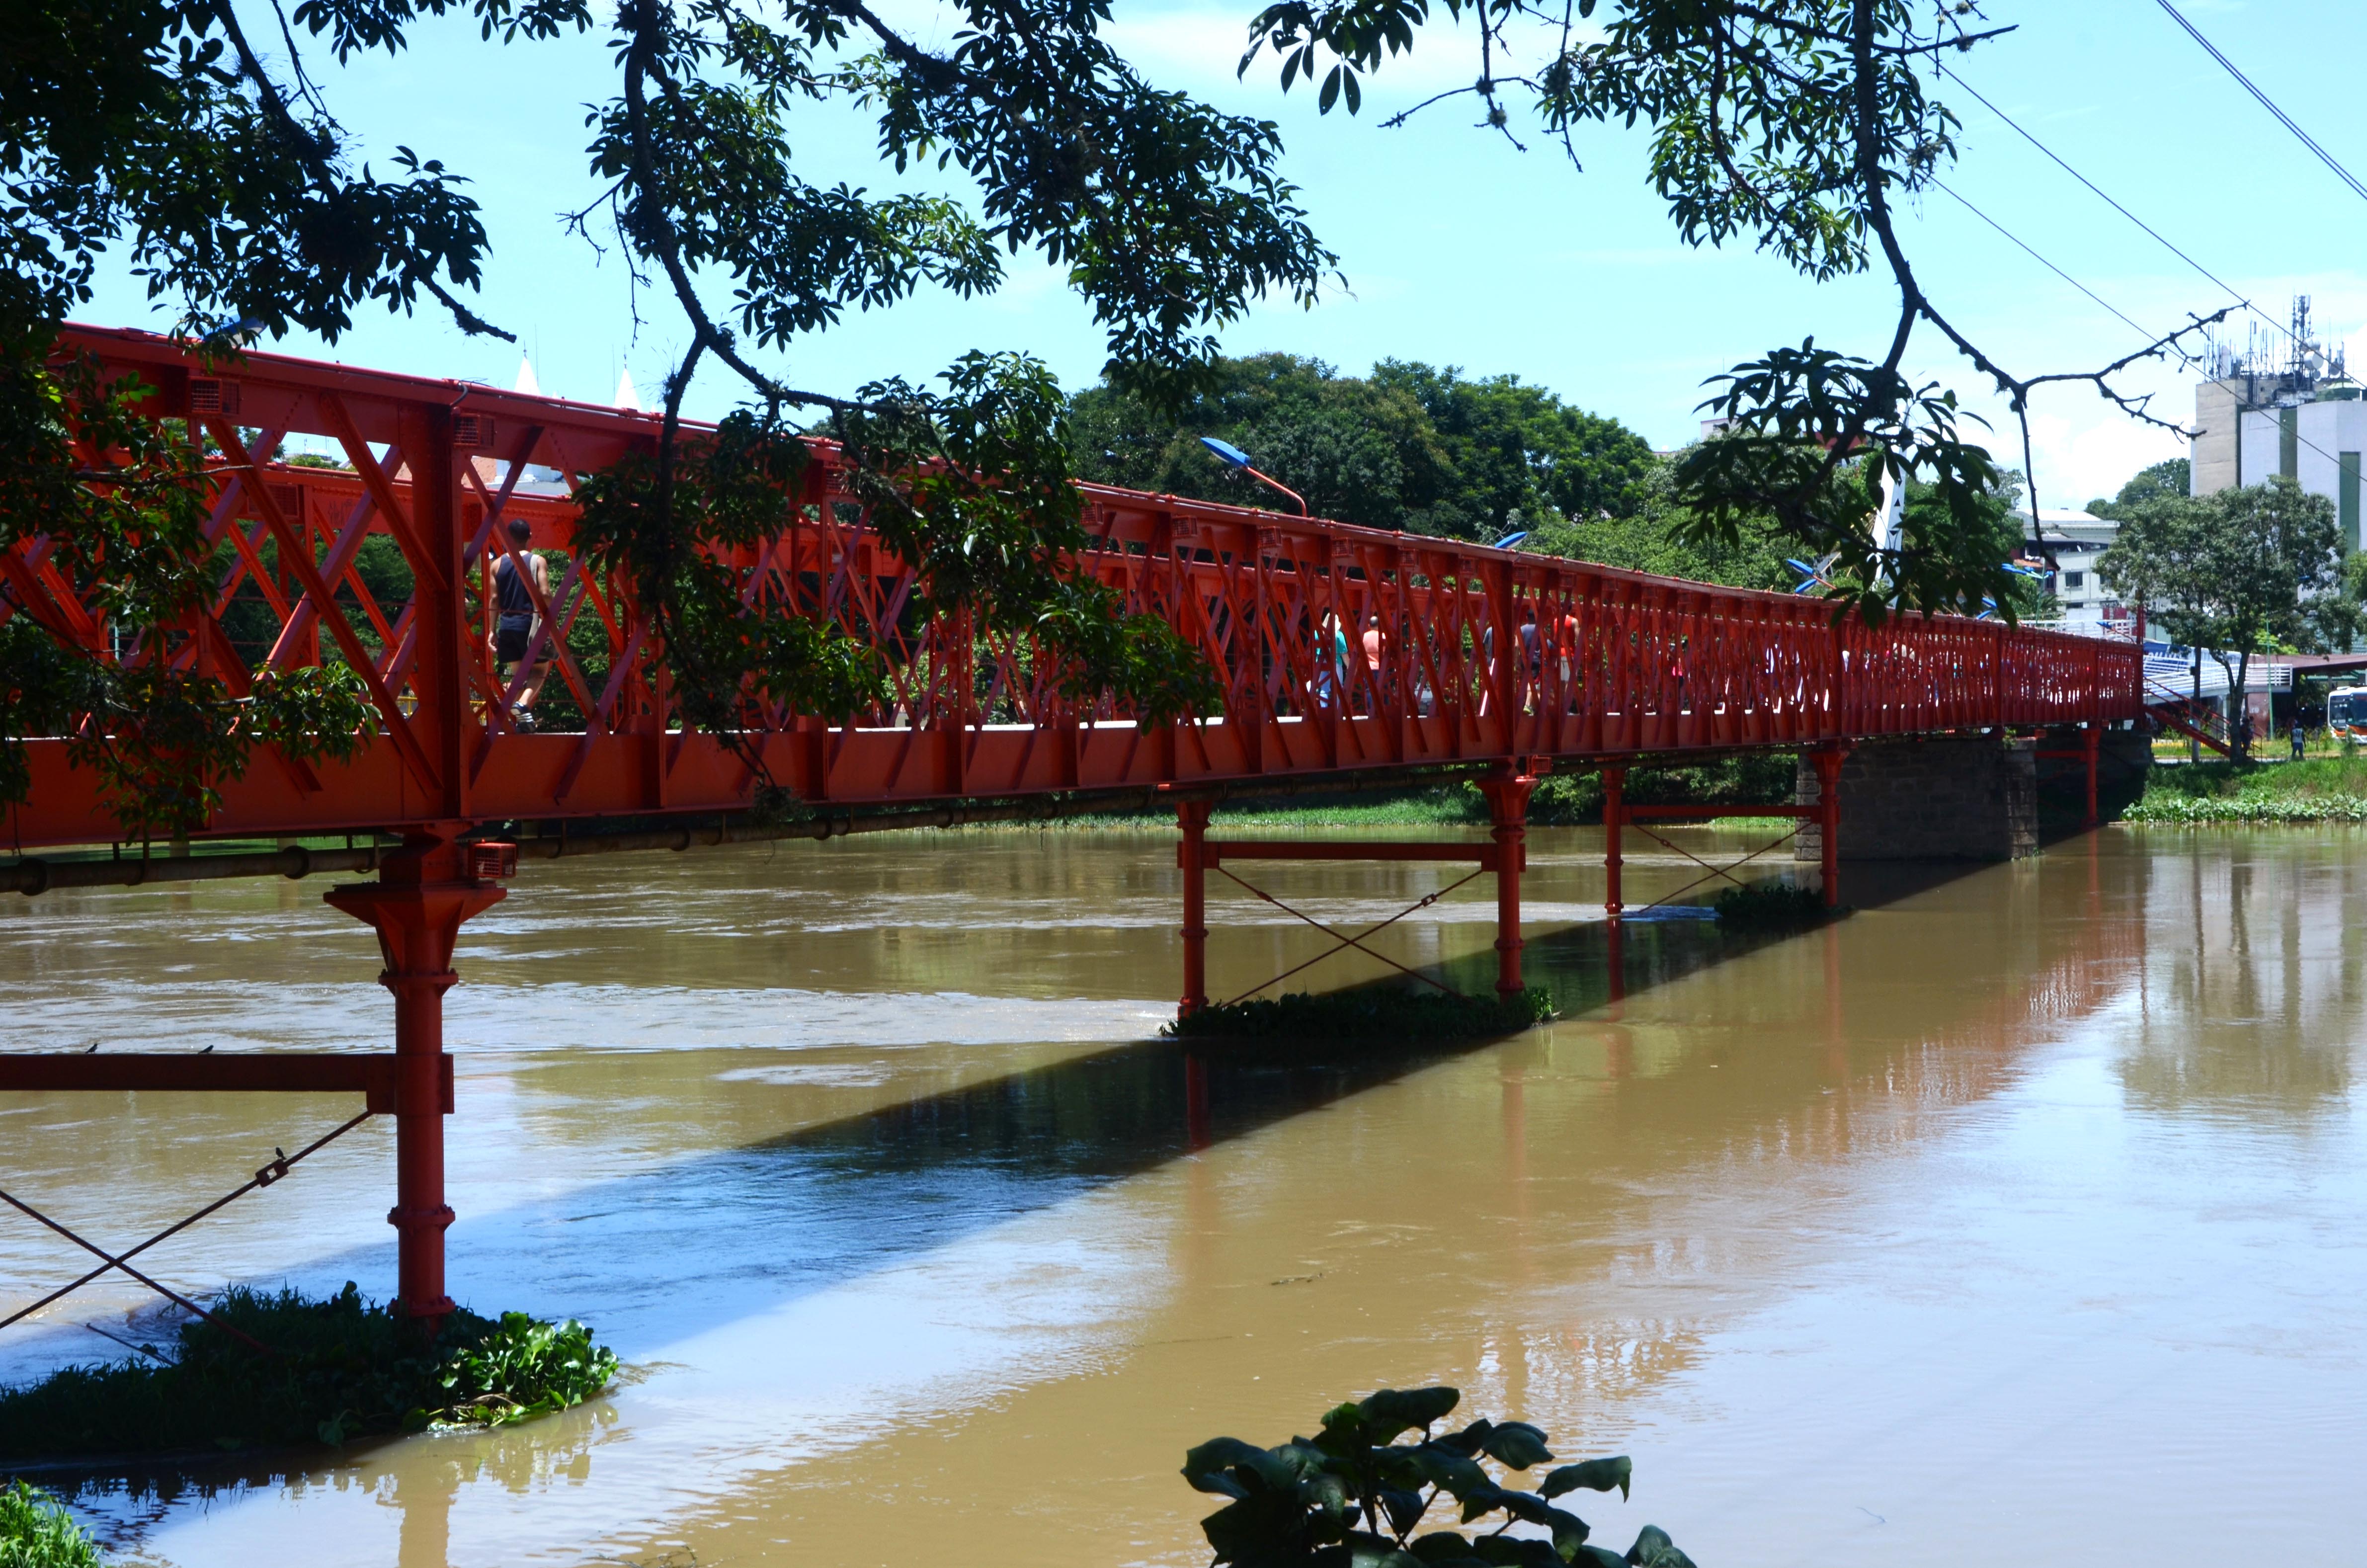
[1, 825, 2362, 1567]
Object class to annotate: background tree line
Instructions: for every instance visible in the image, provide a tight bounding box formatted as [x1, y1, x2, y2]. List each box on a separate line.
[1070, 353, 2041, 607]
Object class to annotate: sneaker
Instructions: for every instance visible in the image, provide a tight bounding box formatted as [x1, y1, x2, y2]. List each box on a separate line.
[511, 704, 537, 733]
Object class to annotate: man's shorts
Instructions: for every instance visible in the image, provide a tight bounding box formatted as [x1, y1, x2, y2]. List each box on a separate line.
[494, 615, 533, 663]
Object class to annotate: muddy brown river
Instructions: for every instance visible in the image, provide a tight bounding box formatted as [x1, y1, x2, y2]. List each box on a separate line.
[1, 825, 2361, 1567]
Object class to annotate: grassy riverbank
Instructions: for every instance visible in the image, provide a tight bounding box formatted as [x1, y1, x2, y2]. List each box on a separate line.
[981, 753, 1799, 831]
[2125, 753, 2367, 824]
[0, 1284, 616, 1464]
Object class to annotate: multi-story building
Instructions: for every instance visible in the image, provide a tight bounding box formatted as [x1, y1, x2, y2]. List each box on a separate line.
[2188, 297, 2366, 549]
[2026, 507, 2130, 632]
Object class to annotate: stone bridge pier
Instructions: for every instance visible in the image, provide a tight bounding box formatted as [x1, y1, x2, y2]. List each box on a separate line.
[1796, 730, 2151, 864]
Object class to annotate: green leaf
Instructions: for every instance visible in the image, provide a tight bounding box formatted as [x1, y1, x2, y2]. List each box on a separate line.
[1320, 63, 1342, 113]
[1202, 1489, 1306, 1561]
[1416, 1448, 1494, 1503]
[1472, 1536, 1564, 1568]
[1378, 1486, 1431, 1537]
[1541, 1457, 1631, 1502]
[1182, 1436, 1268, 1495]
[1410, 1533, 1478, 1565]
[1482, 1421, 1553, 1469]
[1341, 1532, 1424, 1568]
[1361, 1387, 1461, 1439]
[1491, 1487, 1591, 1551]
[1624, 1526, 1696, 1568]
[1301, 1468, 1352, 1522]
[1434, 1417, 1494, 1457]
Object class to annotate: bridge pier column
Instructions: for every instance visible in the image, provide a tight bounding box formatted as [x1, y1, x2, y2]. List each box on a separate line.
[1812, 746, 1846, 909]
[1601, 765, 1626, 924]
[1477, 768, 1538, 997]
[1176, 801, 1212, 1015]
[2083, 722, 2102, 829]
[325, 830, 505, 1329]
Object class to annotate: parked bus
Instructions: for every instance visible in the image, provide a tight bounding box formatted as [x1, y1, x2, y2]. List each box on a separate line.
[2329, 686, 2367, 740]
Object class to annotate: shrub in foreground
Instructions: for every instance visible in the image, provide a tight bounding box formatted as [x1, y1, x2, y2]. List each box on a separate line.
[1166, 988, 1556, 1043]
[1184, 1386, 1693, 1567]
[0, 1284, 617, 1461]
[0, 1480, 101, 1568]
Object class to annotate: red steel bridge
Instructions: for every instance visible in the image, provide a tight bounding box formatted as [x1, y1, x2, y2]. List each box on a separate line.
[1, 327, 2146, 1327]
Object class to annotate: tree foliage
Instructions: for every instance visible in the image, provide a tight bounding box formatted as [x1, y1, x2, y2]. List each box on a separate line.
[1, 0, 1335, 826]
[2102, 478, 2347, 757]
[1183, 1386, 1692, 1568]
[1230, 0, 2228, 622]
[2086, 458, 2189, 520]
[1514, 453, 1790, 590]
[1070, 354, 1654, 541]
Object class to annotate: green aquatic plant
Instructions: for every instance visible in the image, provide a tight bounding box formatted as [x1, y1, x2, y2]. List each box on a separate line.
[1183, 1386, 1692, 1568]
[0, 1283, 618, 1461]
[0, 1481, 101, 1568]
[1709, 880, 1830, 932]
[434, 1313, 617, 1428]
[1165, 988, 1555, 1043]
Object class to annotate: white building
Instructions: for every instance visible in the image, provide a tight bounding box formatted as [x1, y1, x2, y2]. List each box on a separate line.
[2224, 381, 2367, 549]
[2026, 507, 2130, 632]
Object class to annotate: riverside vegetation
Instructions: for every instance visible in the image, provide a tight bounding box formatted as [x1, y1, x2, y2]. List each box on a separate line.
[1184, 1386, 1692, 1568]
[0, 1284, 617, 1462]
[0, 1481, 100, 1568]
[1167, 988, 1557, 1044]
[2125, 754, 2367, 824]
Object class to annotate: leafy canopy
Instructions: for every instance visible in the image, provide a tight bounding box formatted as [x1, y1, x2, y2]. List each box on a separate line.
[1070, 354, 1655, 542]
[1183, 1385, 1693, 1568]
[2, 0, 1336, 825]
[2102, 477, 2349, 755]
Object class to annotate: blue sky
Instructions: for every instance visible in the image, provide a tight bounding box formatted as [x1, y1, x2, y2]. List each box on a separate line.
[79, 0, 2367, 510]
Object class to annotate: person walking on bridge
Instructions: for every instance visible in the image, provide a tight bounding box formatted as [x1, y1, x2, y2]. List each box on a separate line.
[490, 517, 552, 731]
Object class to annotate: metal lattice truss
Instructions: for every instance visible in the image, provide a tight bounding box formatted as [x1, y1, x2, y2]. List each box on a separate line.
[2, 326, 2145, 849]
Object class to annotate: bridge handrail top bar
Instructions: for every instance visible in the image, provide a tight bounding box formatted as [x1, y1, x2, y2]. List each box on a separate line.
[58, 323, 687, 444]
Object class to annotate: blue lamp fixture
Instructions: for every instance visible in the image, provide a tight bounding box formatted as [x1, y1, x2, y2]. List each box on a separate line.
[1198, 436, 1308, 516]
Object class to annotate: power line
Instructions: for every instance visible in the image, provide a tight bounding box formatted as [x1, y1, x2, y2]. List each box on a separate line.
[1930, 179, 2352, 487]
[1930, 178, 2170, 353]
[2155, 0, 2367, 208]
[1932, 58, 2287, 354]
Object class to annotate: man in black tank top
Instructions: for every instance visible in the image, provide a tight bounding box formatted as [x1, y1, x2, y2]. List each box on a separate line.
[490, 517, 551, 729]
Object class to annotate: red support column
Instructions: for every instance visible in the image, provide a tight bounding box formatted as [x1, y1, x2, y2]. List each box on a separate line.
[2083, 722, 2102, 829]
[1601, 765, 1626, 924]
[1812, 746, 1845, 909]
[1477, 768, 1538, 997]
[325, 830, 505, 1327]
[1177, 800, 1212, 1016]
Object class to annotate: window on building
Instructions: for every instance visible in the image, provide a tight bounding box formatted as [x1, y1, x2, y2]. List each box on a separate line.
[2065, 571, 2085, 588]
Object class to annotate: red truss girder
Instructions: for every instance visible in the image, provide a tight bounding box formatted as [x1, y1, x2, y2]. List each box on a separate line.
[3, 326, 2144, 850]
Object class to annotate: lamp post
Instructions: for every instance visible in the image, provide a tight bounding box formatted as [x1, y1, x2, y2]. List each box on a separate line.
[1199, 436, 1308, 516]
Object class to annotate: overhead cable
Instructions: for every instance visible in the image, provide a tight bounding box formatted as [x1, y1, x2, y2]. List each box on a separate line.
[2154, 0, 2367, 207]
[1929, 178, 2171, 353]
[1929, 181, 2350, 486]
[1932, 58, 2279, 348]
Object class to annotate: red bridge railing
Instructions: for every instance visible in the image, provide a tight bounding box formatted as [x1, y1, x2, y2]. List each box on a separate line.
[2, 326, 2143, 850]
